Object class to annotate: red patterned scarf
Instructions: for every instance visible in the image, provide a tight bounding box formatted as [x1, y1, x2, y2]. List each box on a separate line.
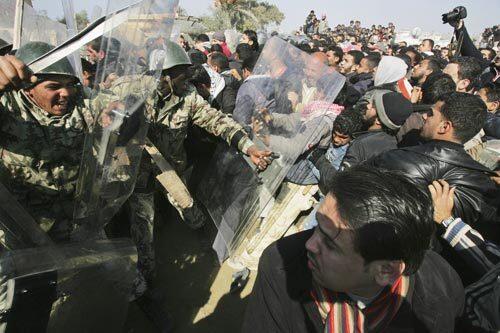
[310, 276, 410, 333]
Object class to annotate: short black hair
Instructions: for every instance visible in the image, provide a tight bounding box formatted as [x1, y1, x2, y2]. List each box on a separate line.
[196, 34, 210, 43]
[347, 50, 364, 65]
[327, 166, 434, 275]
[210, 44, 223, 53]
[209, 51, 229, 70]
[235, 43, 254, 61]
[421, 72, 456, 104]
[438, 92, 487, 143]
[332, 109, 364, 137]
[481, 85, 500, 103]
[479, 47, 497, 61]
[405, 48, 422, 66]
[243, 29, 259, 51]
[423, 57, 442, 73]
[187, 64, 210, 86]
[81, 58, 96, 73]
[363, 53, 381, 69]
[189, 50, 207, 65]
[422, 38, 435, 49]
[242, 53, 259, 72]
[450, 56, 482, 84]
[88, 36, 121, 56]
[328, 45, 343, 62]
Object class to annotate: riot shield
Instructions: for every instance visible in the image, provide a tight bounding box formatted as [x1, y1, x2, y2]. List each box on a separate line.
[0, 239, 137, 333]
[0, 0, 15, 47]
[72, 0, 179, 239]
[0, 182, 52, 250]
[19, 2, 70, 48]
[199, 37, 345, 260]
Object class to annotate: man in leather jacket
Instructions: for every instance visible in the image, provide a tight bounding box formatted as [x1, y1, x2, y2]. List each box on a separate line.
[369, 92, 499, 283]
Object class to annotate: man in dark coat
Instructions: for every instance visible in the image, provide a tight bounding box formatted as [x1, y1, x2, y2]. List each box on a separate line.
[369, 92, 499, 284]
[313, 90, 412, 193]
[243, 167, 464, 333]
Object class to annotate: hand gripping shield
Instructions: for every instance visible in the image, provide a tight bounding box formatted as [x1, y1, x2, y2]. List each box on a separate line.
[72, 0, 179, 239]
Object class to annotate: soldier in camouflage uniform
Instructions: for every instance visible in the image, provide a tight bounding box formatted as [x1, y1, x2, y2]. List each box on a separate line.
[113, 41, 272, 298]
[0, 42, 101, 242]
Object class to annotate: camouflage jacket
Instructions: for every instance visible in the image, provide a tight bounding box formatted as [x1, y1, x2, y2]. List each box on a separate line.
[0, 90, 95, 234]
[148, 84, 253, 172]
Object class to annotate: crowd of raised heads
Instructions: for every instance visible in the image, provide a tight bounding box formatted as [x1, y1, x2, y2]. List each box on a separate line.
[0, 3, 499, 332]
[167, 10, 499, 333]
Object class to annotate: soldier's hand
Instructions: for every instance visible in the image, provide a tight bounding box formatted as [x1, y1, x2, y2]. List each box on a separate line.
[247, 145, 272, 171]
[0, 55, 36, 93]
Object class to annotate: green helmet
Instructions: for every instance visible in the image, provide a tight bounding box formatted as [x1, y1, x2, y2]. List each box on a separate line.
[151, 40, 191, 71]
[16, 41, 78, 81]
[0, 38, 12, 56]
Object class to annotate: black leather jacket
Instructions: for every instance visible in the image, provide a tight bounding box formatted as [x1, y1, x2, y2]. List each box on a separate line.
[369, 140, 499, 240]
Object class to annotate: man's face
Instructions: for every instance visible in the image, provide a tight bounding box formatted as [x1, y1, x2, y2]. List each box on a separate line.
[26, 77, 78, 116]
[82, 70, 94, 88]
[340, 54, 357, 74]
[405, 51, 418, 67]
[440, 49, 449, 59]
[326, 51, 340, 67]
[420, 101, 445, 140]
[207, 57, 221, 73]
[480, 49, 492, 61]
[418, 40, 431, 53]
[86, 45, 102, 63]
[305, 195, 373, 293]
[478, 88, 499, 112]
[240, 33, 251, 45]
[332, 131, 351, 147]
[356, 58, 373, 74]
[411, 59, 431, 82]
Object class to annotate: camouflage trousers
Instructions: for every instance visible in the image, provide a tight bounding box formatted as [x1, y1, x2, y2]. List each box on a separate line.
[126, 191, 155, 299]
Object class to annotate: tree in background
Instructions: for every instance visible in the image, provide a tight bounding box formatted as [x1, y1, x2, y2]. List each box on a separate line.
[58, 10, 89, 31]
[202, 0, 284, 31]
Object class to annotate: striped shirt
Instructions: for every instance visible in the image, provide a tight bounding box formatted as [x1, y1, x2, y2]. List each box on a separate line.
[443, 218, 500, 330]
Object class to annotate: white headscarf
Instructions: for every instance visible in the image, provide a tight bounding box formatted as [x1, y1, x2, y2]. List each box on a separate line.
[374, 56, 408, 86]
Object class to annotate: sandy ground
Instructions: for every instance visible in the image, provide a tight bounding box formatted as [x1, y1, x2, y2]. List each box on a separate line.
[124, 204, 256, 332]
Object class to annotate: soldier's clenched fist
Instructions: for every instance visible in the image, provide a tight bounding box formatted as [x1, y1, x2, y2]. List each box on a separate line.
[0, 55, 36, 93]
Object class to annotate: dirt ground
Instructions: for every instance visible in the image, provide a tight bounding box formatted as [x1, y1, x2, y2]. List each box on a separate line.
[124, 204, 256, 333]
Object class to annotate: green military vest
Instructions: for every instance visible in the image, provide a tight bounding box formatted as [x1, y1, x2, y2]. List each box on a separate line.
[0, 90, 93, 235]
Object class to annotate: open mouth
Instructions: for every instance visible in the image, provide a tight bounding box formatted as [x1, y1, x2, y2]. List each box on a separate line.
[53, 101, 70, 113]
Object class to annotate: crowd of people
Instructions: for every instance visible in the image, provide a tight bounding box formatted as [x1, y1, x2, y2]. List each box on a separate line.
[0, 2, 499, 332]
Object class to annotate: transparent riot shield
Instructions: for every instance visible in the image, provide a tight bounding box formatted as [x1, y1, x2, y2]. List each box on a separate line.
[0, 180, 138, 332]
[0, 182, 52, 250]
[19, 2, 69, 48]
[73, 0, 179, 239]
[0, 239, 137, 333]
[199, 37, 345, 260]
[0, 0, 15, 49]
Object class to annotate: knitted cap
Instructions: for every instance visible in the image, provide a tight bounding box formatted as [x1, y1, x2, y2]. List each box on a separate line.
[372, 90, 413, 130]
[212, 31, 226, 42]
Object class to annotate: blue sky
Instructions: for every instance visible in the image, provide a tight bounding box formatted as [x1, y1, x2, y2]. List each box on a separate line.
[35, 0, 499, 36]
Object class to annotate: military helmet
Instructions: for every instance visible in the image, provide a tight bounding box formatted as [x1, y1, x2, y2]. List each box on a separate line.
[149, 39, 191, 71]
[16, 41, 78, 82]
[0, 38, 13, 56]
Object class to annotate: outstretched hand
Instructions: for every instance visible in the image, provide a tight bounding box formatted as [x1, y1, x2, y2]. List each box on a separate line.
[247, 145, 272, 171]
[428, 179, 455, 224]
